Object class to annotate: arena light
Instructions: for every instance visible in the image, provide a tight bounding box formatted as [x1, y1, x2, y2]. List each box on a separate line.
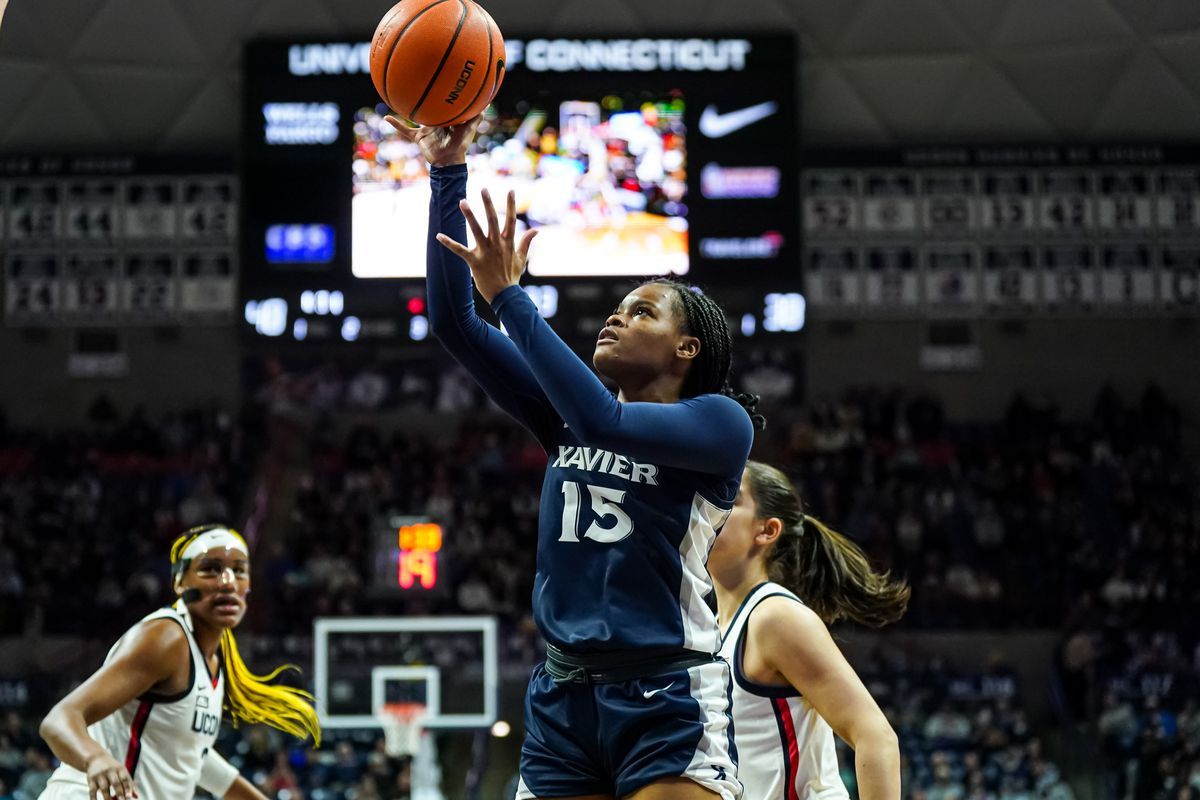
[244, 298, 288, 337]
[741, 313, 756, 337]
[763, 293, 806, 332]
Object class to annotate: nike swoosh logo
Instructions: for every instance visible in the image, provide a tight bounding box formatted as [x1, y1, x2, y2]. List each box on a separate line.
[699, 102, 779, 138]
[643, 682, 675, 699]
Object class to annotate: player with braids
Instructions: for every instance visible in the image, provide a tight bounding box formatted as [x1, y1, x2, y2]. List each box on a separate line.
[392, 113, 761, 800]
[39, 525, 320, 800]
[708, 462, 909, 800]
[654, 278, 765, 428]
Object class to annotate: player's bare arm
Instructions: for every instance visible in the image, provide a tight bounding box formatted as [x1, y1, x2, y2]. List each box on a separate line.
[224, 774, 270, 800]
[39, 619, 189, 800]
[750, 597, 901, 800]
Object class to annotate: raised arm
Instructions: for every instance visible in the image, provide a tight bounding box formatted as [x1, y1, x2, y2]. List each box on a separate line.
[492, 285, 753, 474]
[39, 619, 188, 800]
[388, 116, 559, 448]
[431, 184, 753, 475]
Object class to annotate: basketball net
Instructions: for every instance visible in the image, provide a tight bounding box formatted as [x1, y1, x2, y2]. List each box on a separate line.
[377, 703, 443, 800]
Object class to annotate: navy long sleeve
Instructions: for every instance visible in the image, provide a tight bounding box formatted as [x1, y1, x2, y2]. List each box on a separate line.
[491, 285, 753, 476]
[425, 164, 559, 448]
[426, 171, 754, 659]
[426, 164, 752, 476]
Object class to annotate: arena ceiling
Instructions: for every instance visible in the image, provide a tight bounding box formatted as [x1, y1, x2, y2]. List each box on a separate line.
[0, 0, 1198, 153]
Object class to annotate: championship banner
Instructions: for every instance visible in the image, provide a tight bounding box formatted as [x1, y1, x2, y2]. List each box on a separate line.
[804, 245, 860, 310]
[803, 146, 1200, 317]
[0, 157, 234, 325]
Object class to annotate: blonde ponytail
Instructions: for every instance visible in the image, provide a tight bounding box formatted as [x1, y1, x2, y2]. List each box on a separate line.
[220, 630, 322, 746]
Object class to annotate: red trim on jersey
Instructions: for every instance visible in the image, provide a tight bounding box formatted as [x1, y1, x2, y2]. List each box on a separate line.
[204, 650, 221, 689]
[772, 697, 801, 800]
[124, 700, 154, 777]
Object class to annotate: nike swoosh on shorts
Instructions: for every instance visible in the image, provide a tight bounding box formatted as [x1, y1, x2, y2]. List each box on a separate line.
[698, 102, 779, 138]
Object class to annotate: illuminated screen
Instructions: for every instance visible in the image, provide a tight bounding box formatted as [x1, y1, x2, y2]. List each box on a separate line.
[240, 36, 798, 342]
[371, 517, 446, 594]
[352, 97, 688, 278]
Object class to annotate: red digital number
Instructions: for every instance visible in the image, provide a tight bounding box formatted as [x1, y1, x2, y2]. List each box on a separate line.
[398, 551, 438, 590]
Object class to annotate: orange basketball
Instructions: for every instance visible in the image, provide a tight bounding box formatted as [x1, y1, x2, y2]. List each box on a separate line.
[369, 0, 506, 127]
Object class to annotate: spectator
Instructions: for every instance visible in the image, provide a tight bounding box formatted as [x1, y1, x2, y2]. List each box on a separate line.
[12, 749, 49, 800]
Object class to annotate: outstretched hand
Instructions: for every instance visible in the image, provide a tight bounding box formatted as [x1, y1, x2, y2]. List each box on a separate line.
[435, 188, 538, 304]
[385, 114, 482, 167]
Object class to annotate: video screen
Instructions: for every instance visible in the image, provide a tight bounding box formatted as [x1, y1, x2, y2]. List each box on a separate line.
[351, 95, 688, 278]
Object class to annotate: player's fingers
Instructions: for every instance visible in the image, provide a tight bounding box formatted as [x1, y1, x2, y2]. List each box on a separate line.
[452, 113, 483, 136]
[435, 233, 472, 260]
[119, 769, 135, 799]
[517, 228, 539, 261]
[501, 190, 516, 239]
[384, 115, 418, 141]
[457, 200, 486, 244]
[480, 188, 500, 240]
[92, 773, 110, 798]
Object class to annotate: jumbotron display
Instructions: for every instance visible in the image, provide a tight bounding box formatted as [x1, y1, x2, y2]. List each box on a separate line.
[240, 36, 798, 343]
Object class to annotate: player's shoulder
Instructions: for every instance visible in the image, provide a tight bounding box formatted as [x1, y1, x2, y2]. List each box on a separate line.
[115, 614, 191, 667]
[684, 393, 754, 434]
[748, 592, 827, 642]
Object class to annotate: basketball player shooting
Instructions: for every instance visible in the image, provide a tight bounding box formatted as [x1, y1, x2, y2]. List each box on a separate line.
[390, 114, 764, 800]
[708, 462, 908, 800]
[37, 526, 321, 800]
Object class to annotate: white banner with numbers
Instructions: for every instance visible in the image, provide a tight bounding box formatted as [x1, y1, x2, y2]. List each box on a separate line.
[0, 158, 235, 325]
[863, 246, 921, 311]
[802, 146, 1200, 317]
[804, 245, 861, 310]
[1161, 245, 1200, 309]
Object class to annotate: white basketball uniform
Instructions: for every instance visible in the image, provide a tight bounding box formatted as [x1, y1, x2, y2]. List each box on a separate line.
[719, 582, 849, 800]
[42, 602, 230, 800]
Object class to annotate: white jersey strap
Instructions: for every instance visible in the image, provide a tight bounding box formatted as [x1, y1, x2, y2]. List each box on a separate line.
[135, 605, 198, 704]
[726, 582, 805, 699]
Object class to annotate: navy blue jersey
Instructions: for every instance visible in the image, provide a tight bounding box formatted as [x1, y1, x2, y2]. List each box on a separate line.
[426, 164, 753, 653]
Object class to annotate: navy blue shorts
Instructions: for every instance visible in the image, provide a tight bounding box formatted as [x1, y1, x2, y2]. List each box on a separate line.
[516, 659, 741, 799]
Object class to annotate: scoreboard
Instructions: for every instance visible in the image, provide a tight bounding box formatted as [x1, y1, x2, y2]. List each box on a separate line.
[0, 156, 237, 326]
[804, 145, 1200, 317]
[240, 35, 802, 345]
[372, 516, 446, 595]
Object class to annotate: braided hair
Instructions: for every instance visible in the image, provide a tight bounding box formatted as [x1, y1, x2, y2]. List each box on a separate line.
[646, 279, 766, 430]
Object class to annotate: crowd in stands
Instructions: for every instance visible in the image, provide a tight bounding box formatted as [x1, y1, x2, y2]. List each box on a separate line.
[4, 368, 1191, 640]
[0, 650, 1080, 800]
[849, 648, 1075, 800]
[0, 402, 259, 639]
[0, 370, 1196, 798]
[1084, 628, 1200, 799]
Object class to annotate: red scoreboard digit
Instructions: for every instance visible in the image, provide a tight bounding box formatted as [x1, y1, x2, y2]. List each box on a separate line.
[397, 522, 443, 590]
